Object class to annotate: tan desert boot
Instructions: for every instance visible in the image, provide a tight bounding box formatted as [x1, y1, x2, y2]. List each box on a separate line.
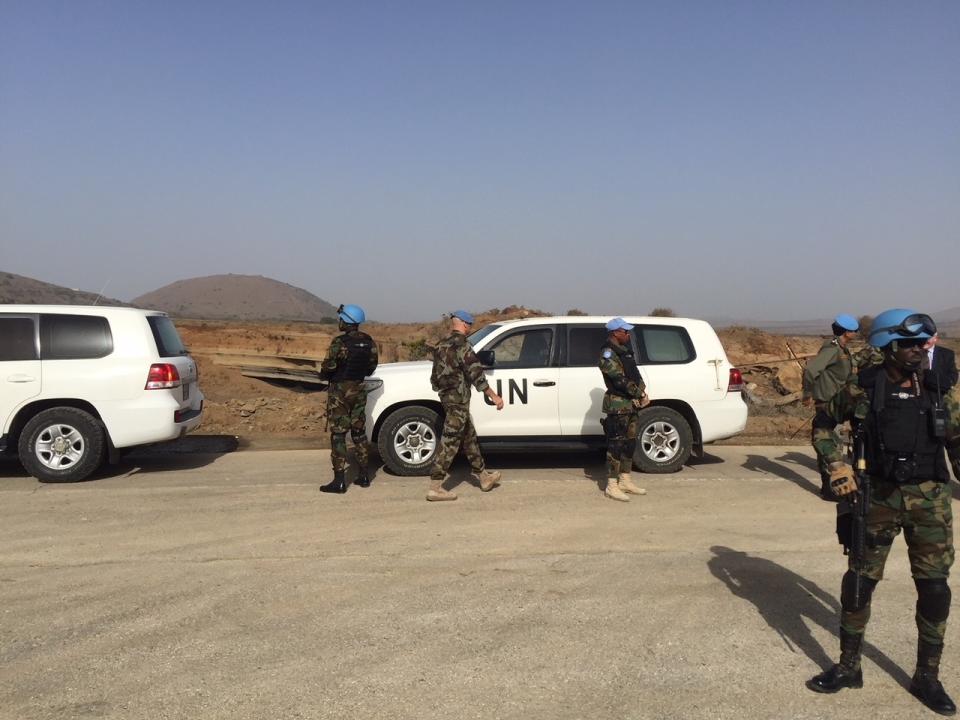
[604, 478, 630, 502]
[618, 473, 646, 495]
[426, 478, 457, 502]
[473, 469, 502, 492]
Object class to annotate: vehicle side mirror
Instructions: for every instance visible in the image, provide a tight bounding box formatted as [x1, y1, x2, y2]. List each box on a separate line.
[477, 350, 495, 368]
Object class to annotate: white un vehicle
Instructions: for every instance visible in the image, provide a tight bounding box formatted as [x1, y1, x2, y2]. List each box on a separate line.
[366, 315, 747, 475]
[1, 305, 204, 482]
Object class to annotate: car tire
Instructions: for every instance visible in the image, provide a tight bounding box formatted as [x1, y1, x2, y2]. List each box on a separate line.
[18, 407, 107, 483]
[633, 406, 692, 474]
[377, 405, 441, 476]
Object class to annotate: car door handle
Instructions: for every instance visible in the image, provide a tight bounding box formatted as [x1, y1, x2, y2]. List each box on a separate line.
[532, 380, 556, 387]
[7, 374, 37, 383]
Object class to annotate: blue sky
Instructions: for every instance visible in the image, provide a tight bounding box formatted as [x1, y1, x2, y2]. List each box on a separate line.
[2, 1, 958, 322]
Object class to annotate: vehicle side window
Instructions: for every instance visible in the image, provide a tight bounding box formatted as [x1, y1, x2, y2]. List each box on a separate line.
[0, 316, 38, 361]
[147, 316, 188, 357]
[566, 326, 608, 367]
[40, 314, 113, 360]
[631, 325, 695, 364]
[488, 328, 554, 368]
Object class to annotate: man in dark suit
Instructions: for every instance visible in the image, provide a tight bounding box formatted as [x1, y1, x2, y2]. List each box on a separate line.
[924, 333, 958, 393]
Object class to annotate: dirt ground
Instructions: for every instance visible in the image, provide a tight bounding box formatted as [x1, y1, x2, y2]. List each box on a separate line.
[177, 312, 956, 448]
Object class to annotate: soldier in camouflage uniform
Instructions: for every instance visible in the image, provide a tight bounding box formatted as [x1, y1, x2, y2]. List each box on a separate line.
[318, 304, 379, 494]
[808, 309, 956, 716]
[426, 310, 504, 502]
[598, 317, 650, 502]
[803, 314, 861, 501]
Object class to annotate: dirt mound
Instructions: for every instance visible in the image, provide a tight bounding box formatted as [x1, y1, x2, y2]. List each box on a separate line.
[0, 271, 127, 306]
[180, 316, 960, 447]
[179, 318, 801, 444]
[132, 274, 338, 322]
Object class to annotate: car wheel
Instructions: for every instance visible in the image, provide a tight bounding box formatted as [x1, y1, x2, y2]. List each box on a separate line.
[18, 407, 106, 483]
[633, 406, 692, 474]
[377, 406, 440, 476]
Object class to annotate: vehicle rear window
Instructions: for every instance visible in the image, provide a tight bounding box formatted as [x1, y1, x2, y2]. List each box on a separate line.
[567, 326, 609, 367]
[40, 314, 113, 360]
[632, 325, 695, 364]
[147, 316, 188, 357]
[0, 316, 38, 361]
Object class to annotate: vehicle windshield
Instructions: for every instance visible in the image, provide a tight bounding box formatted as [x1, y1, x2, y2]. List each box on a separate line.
[467, 324, 501, 348]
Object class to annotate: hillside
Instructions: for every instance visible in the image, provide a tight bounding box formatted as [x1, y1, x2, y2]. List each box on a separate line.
[0, 271, 127, 306]
[132, 274, 338, 322]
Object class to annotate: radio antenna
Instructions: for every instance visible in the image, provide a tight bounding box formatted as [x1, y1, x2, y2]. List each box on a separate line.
[92, 279, 110, 306]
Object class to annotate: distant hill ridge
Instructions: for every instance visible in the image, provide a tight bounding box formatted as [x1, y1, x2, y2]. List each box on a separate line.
[132, 274, 338, 322]
[0, 271, 127, 306]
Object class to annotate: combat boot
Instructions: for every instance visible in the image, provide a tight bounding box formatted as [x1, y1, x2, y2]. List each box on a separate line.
[807, 629, 863, 693]
[910, 640, 956, 716]
[618, 472, 646, 495]
[604, 478, 630, 502]
[426, 477, 457, 502]
[320, 471, 347, 494]
[473, 469, 501, 492]
[354, 469, 371, 488]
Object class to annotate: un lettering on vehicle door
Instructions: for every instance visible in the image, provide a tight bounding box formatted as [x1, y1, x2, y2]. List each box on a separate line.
[470, 327, 561, 436]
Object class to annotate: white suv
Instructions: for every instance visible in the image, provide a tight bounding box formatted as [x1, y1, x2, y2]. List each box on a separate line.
[367, 316, 747, 475]
[0, 305, 204, 482]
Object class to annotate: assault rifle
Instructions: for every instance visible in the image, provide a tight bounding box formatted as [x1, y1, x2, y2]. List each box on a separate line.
[841, 421, 872, 606]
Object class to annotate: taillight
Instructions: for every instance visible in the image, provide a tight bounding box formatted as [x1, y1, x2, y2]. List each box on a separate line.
[727, 368, 744, 392]
[146, 363, 182, 389]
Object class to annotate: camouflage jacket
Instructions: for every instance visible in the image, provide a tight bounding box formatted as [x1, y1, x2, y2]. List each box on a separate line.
[599, 341, 646, 414]
[803, 339, 854, 403]
[431, 331, 490, 404]
[851, 345, 884, 371]
[319, 330, 379, 383]
[819, 368, 960, 480]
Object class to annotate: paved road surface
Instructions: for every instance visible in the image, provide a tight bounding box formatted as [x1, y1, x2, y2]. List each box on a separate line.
[1, 446, 957, 720]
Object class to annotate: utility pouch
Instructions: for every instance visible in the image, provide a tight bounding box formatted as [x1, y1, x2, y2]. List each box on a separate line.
[836, 511, 852, 550]
[885, 454, 918, 484]
[930, 406, 947, 439]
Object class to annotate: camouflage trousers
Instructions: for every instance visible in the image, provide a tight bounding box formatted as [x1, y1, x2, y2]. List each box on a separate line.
[327, 381, 369, 473]
[840, 479, 954, 645]
[604, 411, 638, 477]
[811, 408, 843, 476]
[429, 401, 484, 481]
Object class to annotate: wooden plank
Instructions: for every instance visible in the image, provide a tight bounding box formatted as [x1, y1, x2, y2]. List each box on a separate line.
[238, 367, 325, 384]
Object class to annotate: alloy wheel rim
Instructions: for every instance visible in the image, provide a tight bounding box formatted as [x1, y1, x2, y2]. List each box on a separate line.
[394, 421, 437, 464]
[35, 424, 85, 470]
[640, 421, 680, 463]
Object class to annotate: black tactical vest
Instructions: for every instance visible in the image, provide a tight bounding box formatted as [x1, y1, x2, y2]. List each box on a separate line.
[331, 331, 375, 382]
[601, 341, 642, 396]
[861, 367, 949, 483]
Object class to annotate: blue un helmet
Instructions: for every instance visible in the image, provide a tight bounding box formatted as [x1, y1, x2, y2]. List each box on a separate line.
[337, 304, 366, 325]
[833, 314, 859, 333]
[868, 308, 936, 349]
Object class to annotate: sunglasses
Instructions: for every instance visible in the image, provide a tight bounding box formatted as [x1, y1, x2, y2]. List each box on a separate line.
[893, 338, 928, 349]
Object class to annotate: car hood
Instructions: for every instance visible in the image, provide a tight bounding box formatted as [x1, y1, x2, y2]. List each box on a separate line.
[370, 361, 432, 379]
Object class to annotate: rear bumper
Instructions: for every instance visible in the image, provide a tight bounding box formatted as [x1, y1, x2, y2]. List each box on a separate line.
[101, 390, 205, 448]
